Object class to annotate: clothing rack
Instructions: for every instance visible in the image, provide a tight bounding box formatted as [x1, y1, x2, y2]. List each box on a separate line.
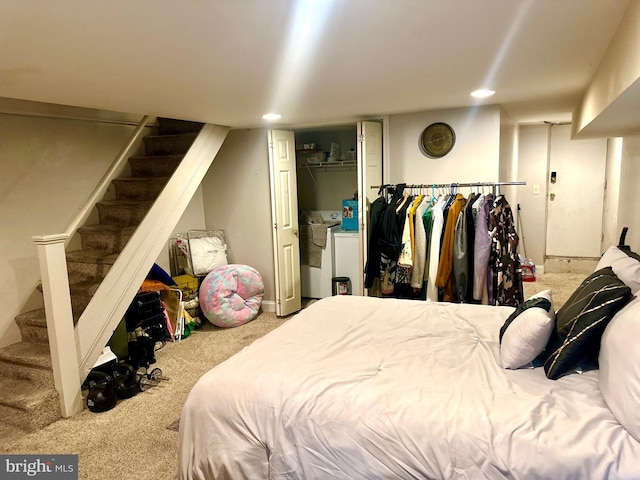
[372, 181, 526, 196]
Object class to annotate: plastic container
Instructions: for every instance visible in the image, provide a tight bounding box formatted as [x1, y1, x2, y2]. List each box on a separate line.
[332, 276, 352, 295]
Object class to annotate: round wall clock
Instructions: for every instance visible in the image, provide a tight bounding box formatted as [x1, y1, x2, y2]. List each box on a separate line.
[419, 122, 456, 158]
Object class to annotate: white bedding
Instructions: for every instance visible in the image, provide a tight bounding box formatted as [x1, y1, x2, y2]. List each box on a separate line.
[178, 295, 640, 479]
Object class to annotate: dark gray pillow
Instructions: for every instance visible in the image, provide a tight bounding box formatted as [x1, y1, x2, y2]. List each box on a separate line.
[543, 267, 632, 380]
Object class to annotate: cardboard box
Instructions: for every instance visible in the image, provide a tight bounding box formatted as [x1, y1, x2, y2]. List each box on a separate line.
[341, 200, 358, 231]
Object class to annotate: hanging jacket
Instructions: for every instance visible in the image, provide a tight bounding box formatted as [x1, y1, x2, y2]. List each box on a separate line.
[473, 194, 492, 303]
[488, 194, 523, 307]
[364, 195, 387, 289]
[436, 194, 467, 302]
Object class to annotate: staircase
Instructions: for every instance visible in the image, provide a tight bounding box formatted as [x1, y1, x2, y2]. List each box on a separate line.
[0, 118, 203, 435]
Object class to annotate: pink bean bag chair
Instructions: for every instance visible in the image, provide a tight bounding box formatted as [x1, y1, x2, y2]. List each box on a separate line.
[199, 264, 264, 328]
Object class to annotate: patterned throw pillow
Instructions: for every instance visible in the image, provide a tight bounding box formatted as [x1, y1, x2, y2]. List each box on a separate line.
[499, 290, 555, 369]
[543, 267, 632, 380]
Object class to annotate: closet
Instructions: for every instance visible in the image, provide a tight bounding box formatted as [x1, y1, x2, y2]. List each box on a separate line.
[268, 121, 382, 315]
[365, 182, 525, 307]
[294, 124, 360, 300]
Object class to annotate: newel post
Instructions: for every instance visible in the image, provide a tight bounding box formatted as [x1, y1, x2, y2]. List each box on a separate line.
[32, 234, 83, 417]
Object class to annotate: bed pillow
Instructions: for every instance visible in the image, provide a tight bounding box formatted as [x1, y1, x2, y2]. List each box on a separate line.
[599, 297, 640, 442]
[595, 245, 640, 294]
[543, 267, 632, 380]
[499, 290, 555, 369]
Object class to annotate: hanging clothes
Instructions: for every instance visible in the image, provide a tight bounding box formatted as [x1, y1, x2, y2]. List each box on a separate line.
[473, 193, 492, 304]
[436, 193, 467, 302]
[364, 194, 387, 289]
[453, 192, 477, 302]
[488, 194, 523, 307]
[378, 187, 409, 294]
[426, 195, 446, 301]
[411, 195, 432, 290]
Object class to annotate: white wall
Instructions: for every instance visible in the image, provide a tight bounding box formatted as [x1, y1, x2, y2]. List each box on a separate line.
[200, 129, 275, 303]
[618, 134, 640, 250]
[499, 108, 518, 206]
[517, 124, 550, 265]
[0, 114, 147, 348]
[602, 137, 623, 251]
[387, 105, 501, 185]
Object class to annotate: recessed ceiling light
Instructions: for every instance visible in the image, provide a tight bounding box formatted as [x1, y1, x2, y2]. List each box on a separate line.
[262, 113, 282, 120]
[471, 89, 496, 98]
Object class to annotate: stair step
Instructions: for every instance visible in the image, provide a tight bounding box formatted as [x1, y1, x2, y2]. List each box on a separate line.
[129, 154, 183, 178]
[0, 377, 60, 431]
[78, 224, 137, 252]
[0, 420, 28, 443]
[66, 249, 118, 283]
[112, 177, 170, 201]
[15, 309, 48, 345]
[96, 199, 153, 226]
[69, 280, 101, 318]
[157, 118, 204, 136]
[0, 342, 54, 384]
[144, 132, 198, 156]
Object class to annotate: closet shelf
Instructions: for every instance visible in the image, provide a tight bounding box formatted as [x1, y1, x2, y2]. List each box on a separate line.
[297, 160, 357, 170]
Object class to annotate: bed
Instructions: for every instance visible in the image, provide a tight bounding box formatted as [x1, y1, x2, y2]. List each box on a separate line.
[177, 282, 640, 479]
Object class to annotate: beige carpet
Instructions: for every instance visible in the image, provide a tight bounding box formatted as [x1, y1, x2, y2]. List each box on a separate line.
[0, 312, 288, 480]
[0, 272, 585, 479]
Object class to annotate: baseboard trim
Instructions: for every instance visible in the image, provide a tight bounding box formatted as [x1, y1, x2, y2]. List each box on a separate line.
[261, 300, 276, 313]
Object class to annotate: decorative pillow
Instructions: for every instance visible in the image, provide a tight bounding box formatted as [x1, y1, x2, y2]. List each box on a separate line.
[189, 236, 228, 276]
[595, 245, 640, 294]
[499, 290, 555, 369]
[200, 264, 264, 328]
[599, 297, 640, 441]
[543, 267, 632, 380]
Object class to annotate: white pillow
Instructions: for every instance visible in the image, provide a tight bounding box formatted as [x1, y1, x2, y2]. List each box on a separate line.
[499, 290, 556, 369]
[595, 246, 640, 294]
[599, 296, 640, 442]
[188, 236, 228, 276]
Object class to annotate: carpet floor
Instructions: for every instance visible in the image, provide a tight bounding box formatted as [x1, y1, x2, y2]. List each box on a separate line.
[0, 272, 585, 479]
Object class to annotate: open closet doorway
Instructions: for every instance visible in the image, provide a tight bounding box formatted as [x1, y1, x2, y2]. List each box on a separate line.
[268, 121, 382, 315]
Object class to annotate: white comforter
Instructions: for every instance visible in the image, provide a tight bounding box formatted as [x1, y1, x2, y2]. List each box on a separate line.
[178, 295, 640, 479]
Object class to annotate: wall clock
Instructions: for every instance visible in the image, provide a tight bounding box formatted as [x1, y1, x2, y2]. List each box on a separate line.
[419, 122, 456, 158]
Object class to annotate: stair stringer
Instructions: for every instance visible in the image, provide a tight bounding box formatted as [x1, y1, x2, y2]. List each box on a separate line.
[75, 123, 229, 382]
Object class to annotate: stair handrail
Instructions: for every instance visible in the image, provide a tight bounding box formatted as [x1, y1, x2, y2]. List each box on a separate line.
[31, 114, 153, 418]
[62, 114, 152, 244]
[75, 124, 230, 381]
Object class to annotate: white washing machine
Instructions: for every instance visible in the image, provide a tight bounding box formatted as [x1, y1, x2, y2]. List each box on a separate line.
[300, 211, 341, 299]
[333, 228, 361, 296]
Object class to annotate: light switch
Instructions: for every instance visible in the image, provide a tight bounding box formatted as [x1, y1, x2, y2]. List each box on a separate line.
[533, 184, 540, 195]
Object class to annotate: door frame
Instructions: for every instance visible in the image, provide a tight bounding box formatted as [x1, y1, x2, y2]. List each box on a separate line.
[269, 118, 385, 307]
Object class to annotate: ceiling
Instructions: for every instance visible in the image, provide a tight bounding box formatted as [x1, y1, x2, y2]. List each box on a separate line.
[0, 0, 631, 130]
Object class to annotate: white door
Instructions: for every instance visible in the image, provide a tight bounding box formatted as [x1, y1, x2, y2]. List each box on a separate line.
[546, 124, 607, 258]
[357, 121, 383, 295]
[268, 130, 301, 316]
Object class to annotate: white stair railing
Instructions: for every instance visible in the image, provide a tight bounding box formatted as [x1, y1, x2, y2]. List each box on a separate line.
[32, 115, 152, 418]
[33, 120, 229, 419]
[76, 123, 229, 378]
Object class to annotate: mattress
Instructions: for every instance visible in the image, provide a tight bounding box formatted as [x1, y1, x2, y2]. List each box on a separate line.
[178, 295, 640, 479]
